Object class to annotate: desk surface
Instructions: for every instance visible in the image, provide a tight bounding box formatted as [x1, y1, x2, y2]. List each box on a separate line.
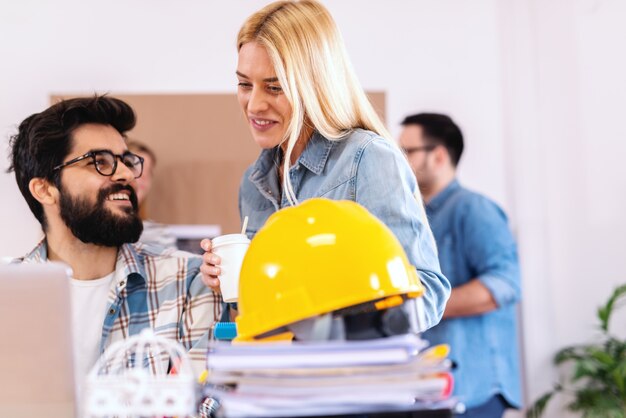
[212, 407, 453, 418]
[319, 409, 452, 418]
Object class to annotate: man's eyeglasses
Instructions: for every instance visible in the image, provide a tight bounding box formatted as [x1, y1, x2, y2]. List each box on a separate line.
[53, 150, 144, 178]
[401, 145, 437, 155]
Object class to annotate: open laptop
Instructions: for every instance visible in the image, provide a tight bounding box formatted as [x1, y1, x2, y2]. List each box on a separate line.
[0, 262, 76, 418]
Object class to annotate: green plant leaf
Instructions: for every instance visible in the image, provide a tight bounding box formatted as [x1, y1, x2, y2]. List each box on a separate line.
[598, 306, 610, 331]
[555, 346, 587, 364]
[578, 402, 625, 418]
[590, 349, 616, 367]
[612, 368, 626, 394]
[582, 408, 625, 418]
[598, 284, 626, 332]
[526, 389, 557, 418]
[615, 360, 626, 395]
[529, 284, 626, 417]
[605, 338, 626, 358]
[569, 387, 621, 411]
[573, 358, 600, 381]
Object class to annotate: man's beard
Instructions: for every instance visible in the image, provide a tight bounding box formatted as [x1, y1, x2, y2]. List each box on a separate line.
[59, 184, 143, 247]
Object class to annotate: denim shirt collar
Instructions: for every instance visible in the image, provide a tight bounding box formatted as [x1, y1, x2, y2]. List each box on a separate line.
[249, 131, 335, 181]
[426, 178, 461, 212]
[298, 131, 335, 175]
[249, 147, 278, 183]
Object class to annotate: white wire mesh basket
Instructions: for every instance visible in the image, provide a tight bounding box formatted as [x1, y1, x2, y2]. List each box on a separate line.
[84, 328, 197, 417]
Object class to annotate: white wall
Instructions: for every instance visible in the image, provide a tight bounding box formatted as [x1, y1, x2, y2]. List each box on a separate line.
[0, 0, 507, 257]
[499, 0, 626, 415]
[1, 0, 625, 415]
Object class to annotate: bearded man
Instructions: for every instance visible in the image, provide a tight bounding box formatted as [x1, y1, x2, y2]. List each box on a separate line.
[8, 95, 220, 396]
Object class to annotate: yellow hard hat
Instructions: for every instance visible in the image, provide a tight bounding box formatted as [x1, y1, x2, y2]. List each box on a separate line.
[235, 198, 424, 341]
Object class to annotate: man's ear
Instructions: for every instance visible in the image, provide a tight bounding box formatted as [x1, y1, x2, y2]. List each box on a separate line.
[433, 145, 450, 167]
[28, 177, 59, 206]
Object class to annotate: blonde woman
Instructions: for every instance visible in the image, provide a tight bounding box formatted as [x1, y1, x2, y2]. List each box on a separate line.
[201, 0, 450, 331]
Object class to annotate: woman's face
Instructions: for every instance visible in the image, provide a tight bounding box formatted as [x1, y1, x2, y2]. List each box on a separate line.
[237, 42, 292, 149]
[130, 149, 154, 205]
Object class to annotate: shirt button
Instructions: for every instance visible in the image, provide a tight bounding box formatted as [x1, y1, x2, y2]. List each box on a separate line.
[118, 280, 125, 288]
[268, 190, 272, 195]
[109, 308, 116, 315]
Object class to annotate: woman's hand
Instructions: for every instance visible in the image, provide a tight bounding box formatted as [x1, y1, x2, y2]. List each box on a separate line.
[200, 239, 222, 292]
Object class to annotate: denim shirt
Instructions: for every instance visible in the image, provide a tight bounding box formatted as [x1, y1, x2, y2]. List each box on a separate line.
[422, 180, 522, 409]
[238, 129, 450, 330]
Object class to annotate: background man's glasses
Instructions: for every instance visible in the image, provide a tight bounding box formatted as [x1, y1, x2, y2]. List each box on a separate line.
[53, 150, 144, 178]
[401, 145, 437, 155]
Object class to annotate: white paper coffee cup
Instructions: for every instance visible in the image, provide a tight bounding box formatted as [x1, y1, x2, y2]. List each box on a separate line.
[211, 233, 250, 303]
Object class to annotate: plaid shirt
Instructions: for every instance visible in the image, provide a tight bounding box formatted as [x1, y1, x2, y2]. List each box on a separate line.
[18, 240, 222, 376]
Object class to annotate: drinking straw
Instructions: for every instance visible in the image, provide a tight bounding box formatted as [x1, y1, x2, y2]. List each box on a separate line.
[241, 216, 249, 235]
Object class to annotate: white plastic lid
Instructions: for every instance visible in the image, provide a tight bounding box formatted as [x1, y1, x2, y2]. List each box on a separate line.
[211, 233, 250, 248]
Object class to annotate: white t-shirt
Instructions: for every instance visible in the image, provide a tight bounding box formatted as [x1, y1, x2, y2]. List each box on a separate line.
[69, 272, 114, 406]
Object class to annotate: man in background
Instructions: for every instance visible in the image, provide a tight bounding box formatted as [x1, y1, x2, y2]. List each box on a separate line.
[399, 113, 522, 417]
[127, 139, 177, 248]
[8, 95, 219, 400]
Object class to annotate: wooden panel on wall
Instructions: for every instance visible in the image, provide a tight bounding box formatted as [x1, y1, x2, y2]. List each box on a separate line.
[51, 92, 385, 234]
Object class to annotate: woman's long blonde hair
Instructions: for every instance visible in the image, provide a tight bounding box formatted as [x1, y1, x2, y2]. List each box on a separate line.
[237, 0, 392, 205]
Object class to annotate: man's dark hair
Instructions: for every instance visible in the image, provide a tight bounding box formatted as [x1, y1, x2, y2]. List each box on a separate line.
[401, 113, 464, 167]
[7, 95, 136, 229]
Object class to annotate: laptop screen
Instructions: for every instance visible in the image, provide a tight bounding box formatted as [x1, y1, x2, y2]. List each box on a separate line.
[0, 263, 75, 418]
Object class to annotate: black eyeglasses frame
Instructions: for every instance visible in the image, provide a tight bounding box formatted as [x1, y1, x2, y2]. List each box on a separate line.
[52, 149, 144, 179]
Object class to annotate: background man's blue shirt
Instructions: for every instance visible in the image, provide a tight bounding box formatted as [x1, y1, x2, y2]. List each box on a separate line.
[422, 180, 522, 409]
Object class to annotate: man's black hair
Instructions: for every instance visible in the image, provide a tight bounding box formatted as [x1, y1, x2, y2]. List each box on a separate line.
[401, 113, 464, 167]
[7, 95, 136, 229]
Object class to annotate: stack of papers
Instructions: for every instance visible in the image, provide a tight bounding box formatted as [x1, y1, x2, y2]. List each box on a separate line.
[204, 334, 454, 417]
